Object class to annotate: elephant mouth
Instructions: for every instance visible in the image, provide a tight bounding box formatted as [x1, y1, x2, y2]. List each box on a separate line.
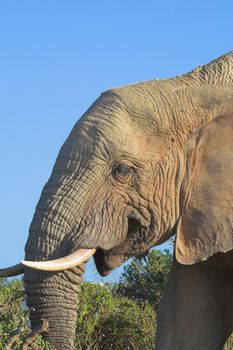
[93, 249, 126, 276]
[5, 216, 148, 277]
[93, 217, 146, 276]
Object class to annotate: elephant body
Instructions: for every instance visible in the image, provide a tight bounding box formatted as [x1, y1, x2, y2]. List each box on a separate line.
[157, 255, 233, 350]
[2, 51, 233, 349]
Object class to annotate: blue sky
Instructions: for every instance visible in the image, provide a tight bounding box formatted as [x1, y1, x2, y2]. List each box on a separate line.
[0, 1, 232, 283]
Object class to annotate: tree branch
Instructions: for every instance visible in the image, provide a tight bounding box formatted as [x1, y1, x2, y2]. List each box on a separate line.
[5, 324, 26, 350]
[20, 320, 49, 350]
[0, 291, 25, 310]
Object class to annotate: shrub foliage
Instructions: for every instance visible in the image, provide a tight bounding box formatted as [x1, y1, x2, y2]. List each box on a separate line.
[76, 283, 155, 349]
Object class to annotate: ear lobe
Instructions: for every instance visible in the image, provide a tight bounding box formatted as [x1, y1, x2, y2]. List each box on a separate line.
[176, 113, 233, 264]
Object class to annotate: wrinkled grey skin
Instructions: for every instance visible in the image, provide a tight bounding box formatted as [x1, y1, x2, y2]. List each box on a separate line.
[24, 51, 233, 349]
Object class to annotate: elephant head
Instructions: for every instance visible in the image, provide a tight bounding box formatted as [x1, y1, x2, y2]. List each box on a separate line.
[1, 51, 233, 349]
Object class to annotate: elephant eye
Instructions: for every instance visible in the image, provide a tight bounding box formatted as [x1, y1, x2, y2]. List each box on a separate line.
[112, 163, 134, 182]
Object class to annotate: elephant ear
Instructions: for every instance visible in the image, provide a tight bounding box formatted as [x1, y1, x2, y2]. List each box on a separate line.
[176, 113, 233, 264]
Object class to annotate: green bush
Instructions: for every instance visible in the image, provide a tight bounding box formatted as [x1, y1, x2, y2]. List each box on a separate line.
[76, 283, 155, 349]
[0, 278, 53, 349]
[0, 279, 25, 349]
[116, 249, 172, 307]
[225, 336, 233, 350]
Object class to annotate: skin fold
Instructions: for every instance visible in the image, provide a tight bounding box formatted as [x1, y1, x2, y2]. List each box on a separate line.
[19, 51, 233, 349]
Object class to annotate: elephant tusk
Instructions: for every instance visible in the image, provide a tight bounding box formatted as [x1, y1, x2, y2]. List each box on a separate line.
[0, 263, 24, 277]
[21, 248, 96, 272]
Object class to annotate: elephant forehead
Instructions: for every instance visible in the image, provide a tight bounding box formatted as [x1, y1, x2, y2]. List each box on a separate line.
[59, 90, 167, 163]
[71, 117, 165, 163]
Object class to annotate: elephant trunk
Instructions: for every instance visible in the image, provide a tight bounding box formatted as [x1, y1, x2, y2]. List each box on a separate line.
[24, 186, 88, 349]
[23, 114, 105, 348]
[24, 266, 84, 349]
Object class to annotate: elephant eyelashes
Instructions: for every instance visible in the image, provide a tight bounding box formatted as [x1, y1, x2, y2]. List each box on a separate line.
[112, 163, 135, 183]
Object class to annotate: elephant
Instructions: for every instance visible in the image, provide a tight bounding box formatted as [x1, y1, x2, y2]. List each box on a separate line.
[1, 51, 233, 350]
